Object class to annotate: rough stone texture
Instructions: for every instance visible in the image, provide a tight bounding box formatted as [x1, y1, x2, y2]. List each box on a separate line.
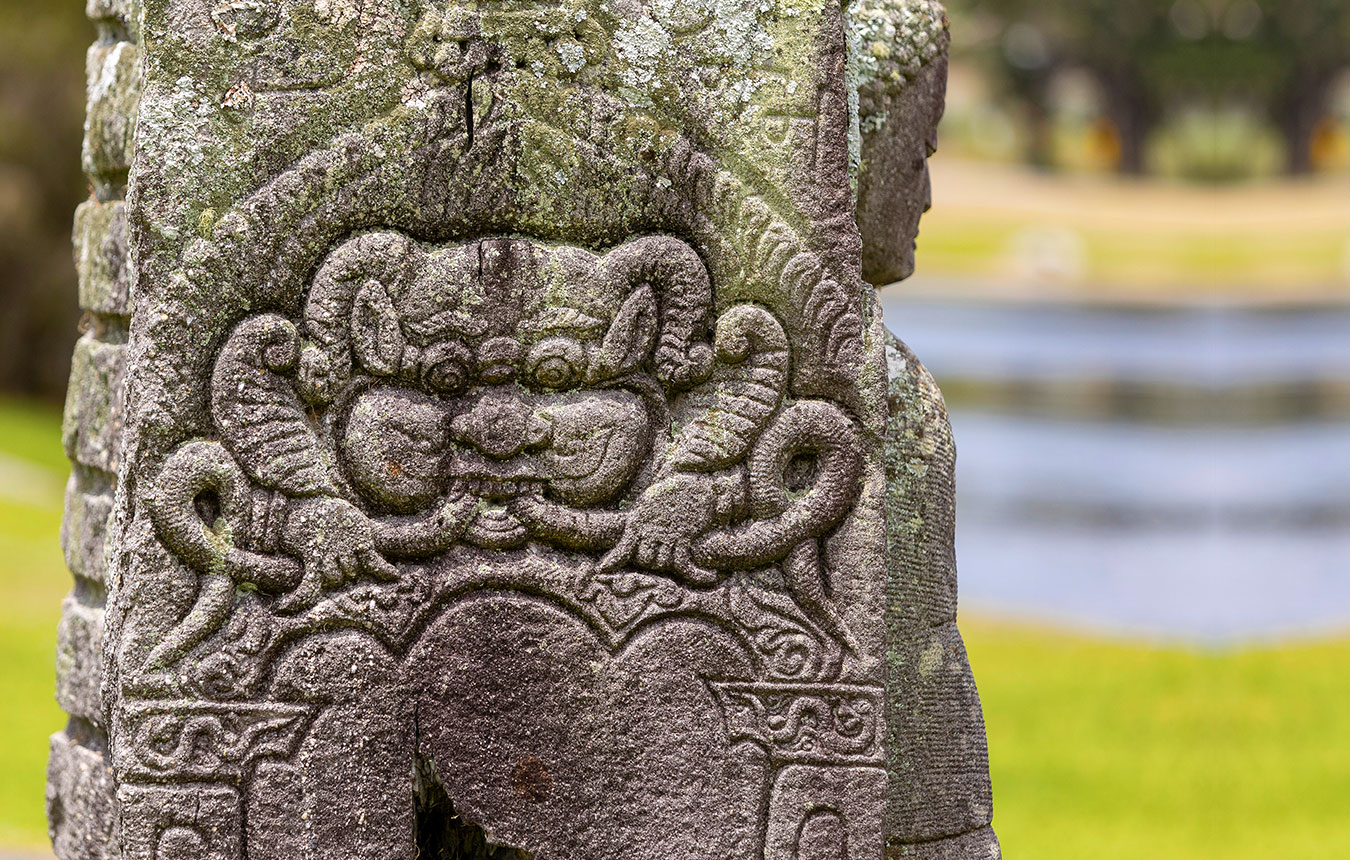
[62, 337, 126, 476]
[62, 476, 116, 587]
[83, 39, 141, 198]
[882, 337, 996, 854]
[55, 597, 107, 730]
[47, 731, 118, 860]
[73, 201, 132, 319]
[49, 2, 997, 858]
[49, 1, 141, 857]
[887, 827, 1001, 860]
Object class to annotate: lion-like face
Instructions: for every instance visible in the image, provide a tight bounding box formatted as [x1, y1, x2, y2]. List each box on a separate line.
[342, 381, 652, 515]
[336, 272, 662, 519]
[296, 233, 712, 543]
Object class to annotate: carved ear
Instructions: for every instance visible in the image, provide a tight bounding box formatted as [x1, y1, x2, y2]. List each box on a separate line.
[352, 279, 406, 377]
[588, 286, 658, 383]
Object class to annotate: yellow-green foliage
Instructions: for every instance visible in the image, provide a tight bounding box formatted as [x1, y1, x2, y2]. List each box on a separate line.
[910, 157, 1350, 294]
[0, 399, 68, 848]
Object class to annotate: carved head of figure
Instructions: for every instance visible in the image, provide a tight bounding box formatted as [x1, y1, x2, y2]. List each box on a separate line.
[300, 233, 714, 536]
[852, 0, 950, 286]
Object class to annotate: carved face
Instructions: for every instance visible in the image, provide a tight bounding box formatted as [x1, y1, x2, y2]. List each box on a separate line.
[330, 237, 667, 517]
[341, 381, 653, 515]
[857, 55, 948, 286]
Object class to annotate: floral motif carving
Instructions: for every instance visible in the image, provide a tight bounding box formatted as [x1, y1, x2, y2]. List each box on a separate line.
[117, 701, 317, 783]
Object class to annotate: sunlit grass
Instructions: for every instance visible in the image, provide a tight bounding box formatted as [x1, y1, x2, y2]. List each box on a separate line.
[915, 215, 1350, 295]
[0, 398, 68, 473]
[0, 403, 1347, 857]
[913, 156, 1350, 296]
[0, 398, 68, 849]
[967, 622, 1350, 860]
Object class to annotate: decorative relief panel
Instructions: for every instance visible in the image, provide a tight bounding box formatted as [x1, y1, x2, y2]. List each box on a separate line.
[141, 232, 866, 691]
[117, 230, 882, 859]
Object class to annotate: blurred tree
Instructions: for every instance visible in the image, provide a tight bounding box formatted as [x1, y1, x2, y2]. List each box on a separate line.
[953, 0, 1176, 174]
[951, 0, 1350, 176]
[1251, 0, 1350, 174]
[0, 2, 88, 400]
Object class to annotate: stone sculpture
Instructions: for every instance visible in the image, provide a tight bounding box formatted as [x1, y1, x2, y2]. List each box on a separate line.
[49, 1, 997, 858]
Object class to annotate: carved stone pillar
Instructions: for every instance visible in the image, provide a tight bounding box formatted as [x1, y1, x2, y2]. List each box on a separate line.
[47, 1, 140, 858]
[48, 2, 997, 858]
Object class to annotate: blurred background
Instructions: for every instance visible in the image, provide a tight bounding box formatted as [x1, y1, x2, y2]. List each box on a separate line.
[1, 1, 1348, 858]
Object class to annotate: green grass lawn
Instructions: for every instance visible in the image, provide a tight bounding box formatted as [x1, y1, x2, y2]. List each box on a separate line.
[913, 156, 1350, 299]
[966, 623, 1350, 859]
[0, 401, 1347, 856]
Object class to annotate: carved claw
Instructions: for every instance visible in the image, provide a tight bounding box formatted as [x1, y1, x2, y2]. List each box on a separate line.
[273, 567, 324, 616]
[672, 546, 720, 587]
[509, 492, 626, 551]
[597, 530, 719, 587]
[372, 491, 479, 559]
[277, 496, 399, 614]
[595, 472, 733, 587]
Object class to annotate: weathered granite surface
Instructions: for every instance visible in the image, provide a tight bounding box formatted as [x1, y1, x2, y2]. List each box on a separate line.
[47, 2, 140, 858]
[48, 1, 997, 858]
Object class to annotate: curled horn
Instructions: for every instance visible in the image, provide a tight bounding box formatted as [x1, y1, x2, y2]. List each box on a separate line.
[669, 305, 791, 473]
[298, 231, 419, 405]
[603, 236, 714, 388]
[144, 442, 302, 669]
[694, 401, 863, 568]
[212, 314, 340, 498]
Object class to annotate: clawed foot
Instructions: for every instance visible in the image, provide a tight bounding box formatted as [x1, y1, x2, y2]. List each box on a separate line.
[277, 497, 399, 614]
[596, 473, 724, 586]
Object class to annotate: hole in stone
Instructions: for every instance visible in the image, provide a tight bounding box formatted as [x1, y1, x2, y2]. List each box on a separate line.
[785, 454, 818, 494]
[416, 756, 533, 860]
[194, 489, 222, 526]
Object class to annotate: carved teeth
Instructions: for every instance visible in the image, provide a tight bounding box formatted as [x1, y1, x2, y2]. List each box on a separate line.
[448, 477, 541, 497]
[445, 476, 546, 501]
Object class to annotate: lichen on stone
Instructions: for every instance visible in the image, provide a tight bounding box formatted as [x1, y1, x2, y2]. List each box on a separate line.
[846, 0, 949, 99]
[844, 0, 950, 186]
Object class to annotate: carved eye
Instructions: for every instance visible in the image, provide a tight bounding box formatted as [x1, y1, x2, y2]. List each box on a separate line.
[477, 336, 523, 384]
[527, 338, 586, 390]
[420, 341, 472, 395]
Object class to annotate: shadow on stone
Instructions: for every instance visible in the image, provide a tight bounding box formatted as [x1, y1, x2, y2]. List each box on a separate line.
[416, 758, 532, 860]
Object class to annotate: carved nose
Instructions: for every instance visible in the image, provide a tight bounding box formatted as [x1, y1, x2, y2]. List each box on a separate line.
[450, 389, 551, 459]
